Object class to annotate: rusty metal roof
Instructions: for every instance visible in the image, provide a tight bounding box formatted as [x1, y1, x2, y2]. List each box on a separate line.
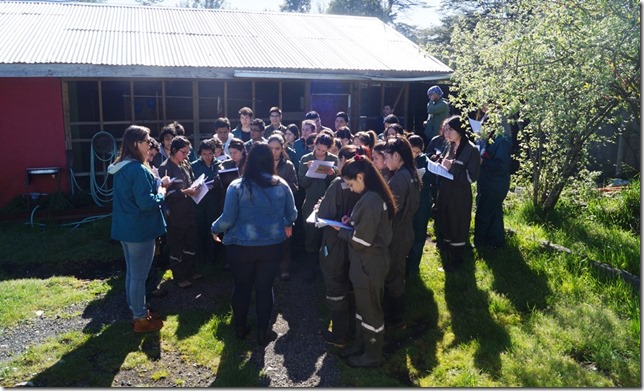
[0, 1, 452, 80]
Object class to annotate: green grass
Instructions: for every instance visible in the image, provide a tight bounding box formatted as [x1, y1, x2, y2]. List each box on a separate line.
[0, 185, 640, 387]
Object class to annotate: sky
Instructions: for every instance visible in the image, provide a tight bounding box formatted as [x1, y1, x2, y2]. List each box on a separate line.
[106, 0, 443, 29]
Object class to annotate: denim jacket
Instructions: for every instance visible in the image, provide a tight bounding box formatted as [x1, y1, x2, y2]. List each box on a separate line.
[211, 175, 298, 246]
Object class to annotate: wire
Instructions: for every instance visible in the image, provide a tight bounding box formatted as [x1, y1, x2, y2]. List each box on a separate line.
[89, 132, 117, 207]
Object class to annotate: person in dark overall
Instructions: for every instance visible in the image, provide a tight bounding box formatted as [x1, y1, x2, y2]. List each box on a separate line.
[333, 155, 397, 368]
[268, 134, 299, 281]
[426, 123, 448, 247]
[158, 136, 201, 288]
[316, 145, 370, 348]
[382, 136, 420, 328]
[191, 139, 223, 266]
[474, 122, 512, 249]
[435, 116, 481, 272]
[406, 135, 433, 276]
[298, 132, 338, 281]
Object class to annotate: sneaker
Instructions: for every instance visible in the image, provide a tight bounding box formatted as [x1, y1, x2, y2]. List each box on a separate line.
[133, 316, 163, 332]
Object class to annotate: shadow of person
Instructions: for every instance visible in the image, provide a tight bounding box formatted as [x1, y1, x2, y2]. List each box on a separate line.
[443, 248, 511, 379]
[269, 253, 342, 386]
[401, 271, 442, 378]
[476, 236, 551, 312]
[29, 277, 161, 386]
[209, 315, 267, 387]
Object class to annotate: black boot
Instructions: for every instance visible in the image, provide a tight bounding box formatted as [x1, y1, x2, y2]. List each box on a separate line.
[339, 319, 363, 358]
[387, 295, 406, 329]
[346, 330, 384, 368]
[323, 309, 349, 347]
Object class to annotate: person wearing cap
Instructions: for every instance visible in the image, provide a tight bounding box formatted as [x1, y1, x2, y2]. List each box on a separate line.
[305, 110, 333, 134]
[423, 86, 450, 144]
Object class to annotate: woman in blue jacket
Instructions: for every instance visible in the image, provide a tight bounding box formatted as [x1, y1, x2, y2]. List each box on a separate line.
[109, 125, 168, 333]
[211, 143, 298, 346]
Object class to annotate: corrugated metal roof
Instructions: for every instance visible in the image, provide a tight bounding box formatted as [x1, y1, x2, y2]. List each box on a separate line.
[0, 1, 452, 79]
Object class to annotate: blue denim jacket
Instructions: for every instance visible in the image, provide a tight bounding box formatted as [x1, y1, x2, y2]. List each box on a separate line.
[211, 175, 298, 246]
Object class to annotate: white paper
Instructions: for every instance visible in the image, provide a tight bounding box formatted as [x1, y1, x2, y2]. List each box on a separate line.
[305, 160, 335, 179]
[306, 210, 353, 230]
[427, 159, 454, 180]
[469, 118, 482, 134]
[189, 173, 208, 204]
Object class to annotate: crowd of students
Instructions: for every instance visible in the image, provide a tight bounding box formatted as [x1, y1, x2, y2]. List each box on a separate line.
[109, 93, 512, 367]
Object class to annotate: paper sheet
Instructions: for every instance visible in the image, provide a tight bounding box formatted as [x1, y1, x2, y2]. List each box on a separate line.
[306, 210, 353, 230]
[469, 118, 482, 134]
[427, 159, 454, 180]
[189, 173, 208, 204]
[305, 160, 335, 179]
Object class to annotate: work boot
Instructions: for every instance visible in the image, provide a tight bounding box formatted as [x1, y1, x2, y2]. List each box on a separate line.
[133, 315, 163, 332]
[386, 295, 406, 329]
[346, 330, 384, 368]
[338, 319, 363, 358]
[323, 309, 349, 347]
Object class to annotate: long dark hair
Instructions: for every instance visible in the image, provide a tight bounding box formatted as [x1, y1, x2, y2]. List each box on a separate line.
[341, 156, 397, 220]
[267, 134, 289, 164]
[445, 115, 468, 158]
[242, 142, 276, 189]
[384, 136, 421, 190]
[115, 125, 150, 164]
[228, 138, 247, 168]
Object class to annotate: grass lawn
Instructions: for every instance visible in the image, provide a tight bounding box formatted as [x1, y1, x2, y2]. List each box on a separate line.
[0, 181, 640, 387]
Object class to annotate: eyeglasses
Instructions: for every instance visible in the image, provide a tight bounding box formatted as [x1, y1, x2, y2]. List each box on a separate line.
[250, 128, 262, 132]
[178, 149, 190, 155]
[138, 139, 151, 144]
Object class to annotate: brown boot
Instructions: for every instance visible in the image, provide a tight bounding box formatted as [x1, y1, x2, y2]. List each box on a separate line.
[133, 316, 164, 332]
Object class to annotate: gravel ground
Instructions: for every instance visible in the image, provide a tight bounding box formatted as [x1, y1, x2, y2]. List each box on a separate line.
[1, 254, 342, 387]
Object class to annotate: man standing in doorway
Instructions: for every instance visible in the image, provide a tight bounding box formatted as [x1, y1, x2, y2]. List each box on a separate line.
[264, 106, 287, 139]
[423, 86, 449, 143]
[334, 111, 350, 133]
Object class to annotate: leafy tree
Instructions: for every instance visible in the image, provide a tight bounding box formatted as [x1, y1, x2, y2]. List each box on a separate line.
[134, 0, 164, 5]
[326, 0, 420, 24]
[280, 0, 311, 13]
[448, 0, 640, 212]
[178, 0, 226, 8]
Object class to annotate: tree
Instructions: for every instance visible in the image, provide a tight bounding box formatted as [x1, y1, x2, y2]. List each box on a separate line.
[447, 0, 640, 212]
[178, 0, 226, 9]
[280, 0, 311, 13]
[326, 0, 420, 25]
[135, 0, 164, 5]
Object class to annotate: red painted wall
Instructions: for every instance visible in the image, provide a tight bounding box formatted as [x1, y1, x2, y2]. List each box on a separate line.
[0, 78, 68, 208]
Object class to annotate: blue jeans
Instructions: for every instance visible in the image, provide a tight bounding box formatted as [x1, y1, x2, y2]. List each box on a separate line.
[121, 240, 156, 318]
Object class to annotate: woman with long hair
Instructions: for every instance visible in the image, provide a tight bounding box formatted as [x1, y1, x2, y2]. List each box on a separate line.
[382, 136, 421, 328]
[158, 136, 201, 289]
[316, 145, 370, 348]
[298, 132, 339, 281]
[211, 143, 298, 346]
[332, 155, 397, 368]
[268, 134, 299, 280]
[436, 115, 480, 271]
[108, 125, 168, 332]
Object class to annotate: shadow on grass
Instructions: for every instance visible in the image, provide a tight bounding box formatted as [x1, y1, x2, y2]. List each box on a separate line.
[29, 277, 160, 387]
[381, 272, 441, 385]
[477, 241, 551, 312]
[444, 248, 511, 379]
